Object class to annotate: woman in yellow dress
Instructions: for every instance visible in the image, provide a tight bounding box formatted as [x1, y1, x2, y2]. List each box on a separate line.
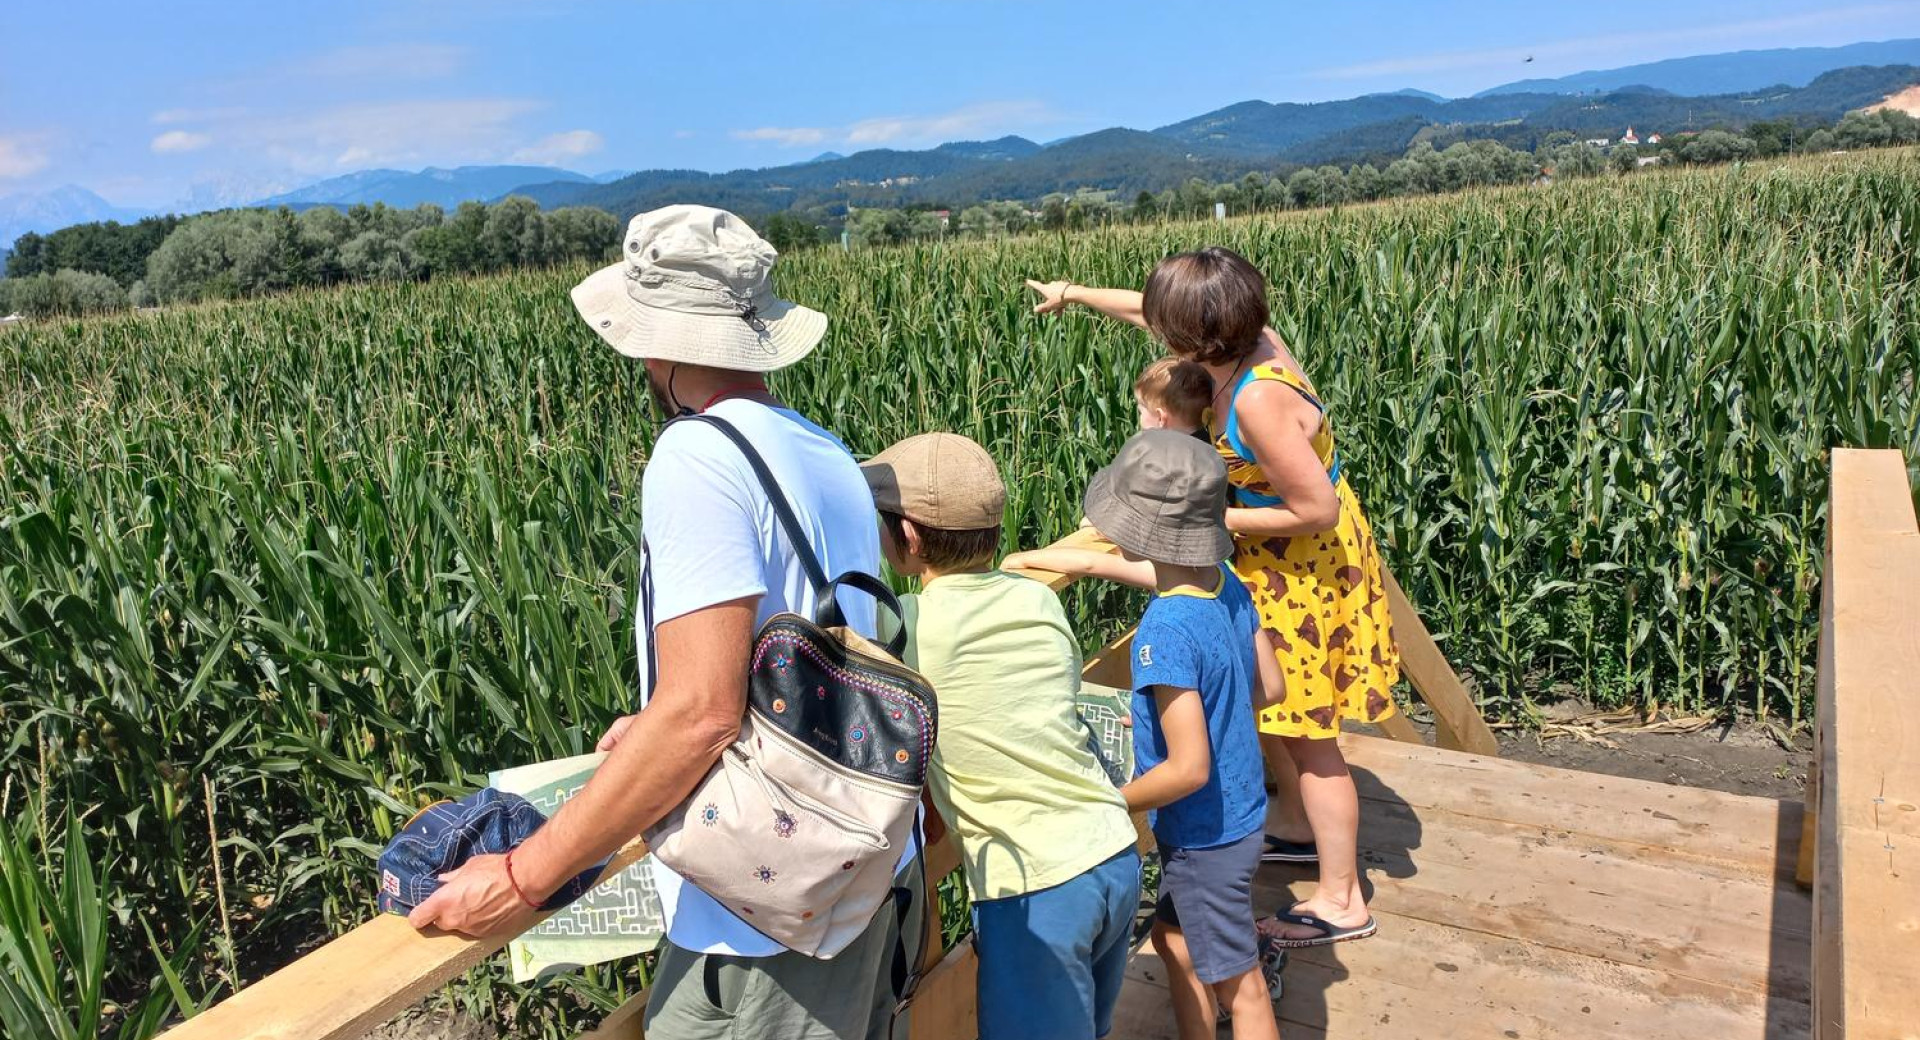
[1020, 249, 1399, 946]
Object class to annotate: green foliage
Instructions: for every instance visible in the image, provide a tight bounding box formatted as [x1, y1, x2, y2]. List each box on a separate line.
[3, 216, 184, 286]
[1, 269, 128, 317]
[0, 150, 1915, 1032]
[0, 814, 191, 1040]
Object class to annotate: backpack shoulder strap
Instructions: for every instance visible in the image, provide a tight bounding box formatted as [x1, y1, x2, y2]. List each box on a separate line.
[671, 413, 831, 593]
[667, 413, 909, 658]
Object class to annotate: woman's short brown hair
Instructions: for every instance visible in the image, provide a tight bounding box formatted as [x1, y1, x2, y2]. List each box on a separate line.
[1133, 357, 1214, 430]
[1141, 247, 1270, 364]
[881, 511, 1001, 572]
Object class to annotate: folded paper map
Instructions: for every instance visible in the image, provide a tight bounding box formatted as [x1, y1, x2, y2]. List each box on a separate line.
[489, 752, 666, 983]
[1075, 682, 1135, 787]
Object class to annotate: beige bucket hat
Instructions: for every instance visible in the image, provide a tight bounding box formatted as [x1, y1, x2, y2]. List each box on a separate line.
[570, 205, 827, 371]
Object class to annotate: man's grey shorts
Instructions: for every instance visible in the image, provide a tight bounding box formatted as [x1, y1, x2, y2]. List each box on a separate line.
[1154, 829, 1263, 984]
[643, 854, 927, 1040]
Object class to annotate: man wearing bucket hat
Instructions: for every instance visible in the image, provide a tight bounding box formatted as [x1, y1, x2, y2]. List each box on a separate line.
[1083, 430, 1282, 1040]
[408, 205, 923, 1040]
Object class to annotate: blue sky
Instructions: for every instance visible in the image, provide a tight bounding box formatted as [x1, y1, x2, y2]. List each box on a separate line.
[2, 0, 1917, 208]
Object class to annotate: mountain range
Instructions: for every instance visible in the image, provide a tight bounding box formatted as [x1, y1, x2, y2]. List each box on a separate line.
[0, 185, 144, 254]
[256, 165, 629, 210]
[4, 38, 1920, 249]
[1478, 38, 1920, 97]
[511, 63, 1920, 220]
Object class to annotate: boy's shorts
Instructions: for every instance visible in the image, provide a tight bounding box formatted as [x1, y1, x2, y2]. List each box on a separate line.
[973, 846, 1141, 1040]
[1155, 829, 1263, 984]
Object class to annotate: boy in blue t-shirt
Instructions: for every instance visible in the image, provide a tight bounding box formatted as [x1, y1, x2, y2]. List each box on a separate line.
[1081, 429, 1281, 1040]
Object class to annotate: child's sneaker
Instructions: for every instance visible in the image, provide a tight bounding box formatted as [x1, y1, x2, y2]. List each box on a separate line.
[1258, 934, 1288, 999]
[1219, 936, 1289, 1027]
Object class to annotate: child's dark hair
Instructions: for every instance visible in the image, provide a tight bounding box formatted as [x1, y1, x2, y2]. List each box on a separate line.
[881, 512, 1002, 571]
[1141, 246, 1270, 364]
[1134, 357, 1214, 430]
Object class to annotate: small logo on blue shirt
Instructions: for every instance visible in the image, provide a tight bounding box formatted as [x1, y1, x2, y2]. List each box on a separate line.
[1137, 643, 1153, 667]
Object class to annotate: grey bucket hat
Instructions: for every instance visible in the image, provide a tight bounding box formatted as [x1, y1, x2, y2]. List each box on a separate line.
[570, 205, 827, 371]
[1082, 430, 1234, 567]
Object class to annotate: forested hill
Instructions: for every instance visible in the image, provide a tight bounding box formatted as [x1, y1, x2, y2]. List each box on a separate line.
[513, 64, 1920, 220]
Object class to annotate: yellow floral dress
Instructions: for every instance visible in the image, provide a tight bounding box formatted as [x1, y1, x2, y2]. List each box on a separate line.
[1215, 362, 1401, 738]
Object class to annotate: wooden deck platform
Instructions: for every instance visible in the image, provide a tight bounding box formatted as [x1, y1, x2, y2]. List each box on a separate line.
[1111, 734, 1812, 1040]
[158, 450, 1920, 1040]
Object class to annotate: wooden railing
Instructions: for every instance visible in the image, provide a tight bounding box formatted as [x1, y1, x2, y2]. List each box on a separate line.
[159, 525, 1494, 1040]
[1806, 448, 1920, 1040]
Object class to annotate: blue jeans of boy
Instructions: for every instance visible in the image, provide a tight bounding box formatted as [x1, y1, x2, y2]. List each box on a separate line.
[971, 846, 1142, 1040]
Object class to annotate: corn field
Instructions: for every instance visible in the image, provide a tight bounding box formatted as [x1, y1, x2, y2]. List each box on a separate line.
[1, 150, 1916, 1036]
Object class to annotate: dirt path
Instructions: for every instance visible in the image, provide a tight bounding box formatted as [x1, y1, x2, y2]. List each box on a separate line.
[1395, 699, 1809, 801]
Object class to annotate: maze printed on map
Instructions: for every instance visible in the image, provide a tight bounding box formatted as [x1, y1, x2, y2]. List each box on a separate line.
[491, 752, 667, 982]
[1075, 682, 1135, 787]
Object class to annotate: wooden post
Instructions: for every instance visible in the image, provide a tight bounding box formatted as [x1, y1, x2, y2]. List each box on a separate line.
[1380, 566, 1500, 756]
[1811, 448, 1920, 1040]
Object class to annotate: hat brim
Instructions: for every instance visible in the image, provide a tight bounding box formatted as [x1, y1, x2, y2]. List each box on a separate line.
[570, 262, 827, 372]
[1081, 467, 1234, 568]
[859, 459, 906, 516]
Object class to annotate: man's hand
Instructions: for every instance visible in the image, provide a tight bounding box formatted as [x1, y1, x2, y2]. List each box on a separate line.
[405, 853, 541, 939]
[1024, 278, 1072, 314]
[597, 713, 640, 752]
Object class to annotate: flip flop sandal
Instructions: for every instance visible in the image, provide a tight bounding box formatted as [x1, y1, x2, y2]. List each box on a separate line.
[1263, 908, 1378, 948]
[1261, 835, 1319, 863]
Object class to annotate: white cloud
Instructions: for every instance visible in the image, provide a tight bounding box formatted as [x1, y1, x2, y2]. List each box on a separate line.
[151, 130, 213, 154]
[845, 101, 1054, 145]
[511, 129, 605, 165]
[152, 107, 247, 126]
[674, 129, 697, 140]
[732, 101, 1058, 150]
[732, 126, 829, 146]
[0, 134, 50, 178]
[231, 98, 544, 173]
[1310, 4, 1920, 81]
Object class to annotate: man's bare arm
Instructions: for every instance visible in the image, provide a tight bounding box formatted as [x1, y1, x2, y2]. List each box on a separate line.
[407, 598, 755, 936]
[516, 597, 755, 893]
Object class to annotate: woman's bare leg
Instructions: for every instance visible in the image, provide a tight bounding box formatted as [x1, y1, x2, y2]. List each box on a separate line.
[1261, 732, 1313, 844]
[1266, 735, 1370, 937]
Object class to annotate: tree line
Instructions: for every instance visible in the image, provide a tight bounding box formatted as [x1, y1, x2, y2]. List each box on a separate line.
[830, 107, 1920, 245]
[4, 107, 1917, 316]
[2, 198, 619, 318]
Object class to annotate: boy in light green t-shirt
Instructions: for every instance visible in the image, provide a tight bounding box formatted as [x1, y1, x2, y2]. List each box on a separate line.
[861, 432, 1141, 1040]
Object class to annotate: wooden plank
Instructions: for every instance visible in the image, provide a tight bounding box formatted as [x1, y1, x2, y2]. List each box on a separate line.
[907, 941, 979, 1040]
[578, 989, 647, 1040]
[163, 844, 650, 1040]
[1081, 627, 1136, 690]
[1339, 733, 1803, 878]
[1113, 907, 1803, 1040]
[1372, 708, 1425, 745]
[1815, 448, 1920, 1040]
[1797, 737, 1819, 889]
[1256, 799, 1812, 1001]
[1379, 566, 1500, 757]
[1002, 525, 1118, 592]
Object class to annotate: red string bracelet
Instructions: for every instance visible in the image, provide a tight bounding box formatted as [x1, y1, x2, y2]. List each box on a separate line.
[504, 848, 541, 910]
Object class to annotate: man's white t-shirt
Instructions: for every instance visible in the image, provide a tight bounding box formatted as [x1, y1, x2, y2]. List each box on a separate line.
[635, 398, 911, 957]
